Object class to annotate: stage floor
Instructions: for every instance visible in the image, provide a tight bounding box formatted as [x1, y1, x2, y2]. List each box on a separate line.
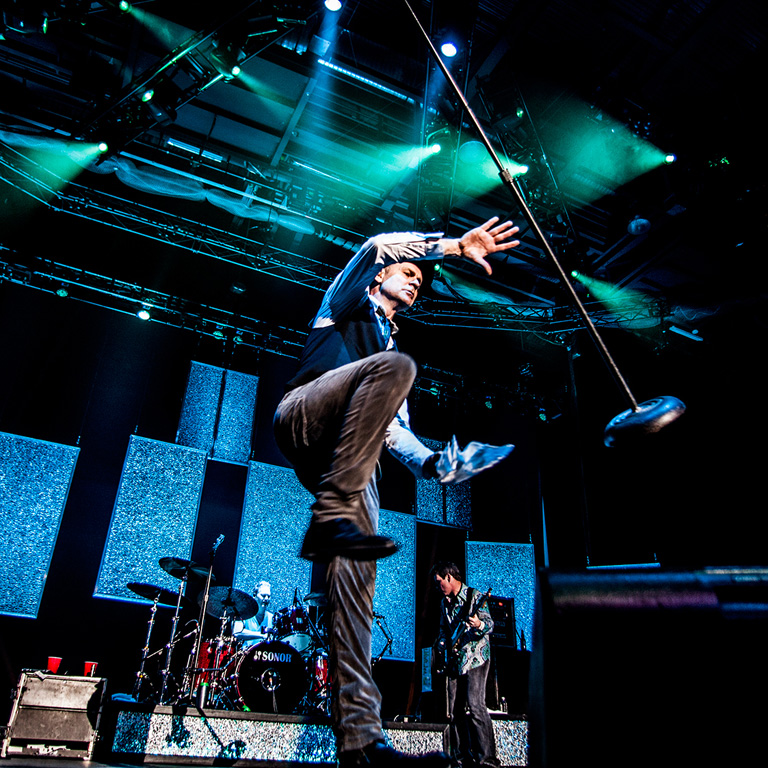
[2, 701, 529, 767]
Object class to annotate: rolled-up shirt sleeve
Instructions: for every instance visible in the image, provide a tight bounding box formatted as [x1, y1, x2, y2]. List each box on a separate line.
[385, 399, 435, 477]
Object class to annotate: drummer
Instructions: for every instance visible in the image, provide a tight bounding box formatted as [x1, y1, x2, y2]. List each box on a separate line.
[232, 580, 274, 648]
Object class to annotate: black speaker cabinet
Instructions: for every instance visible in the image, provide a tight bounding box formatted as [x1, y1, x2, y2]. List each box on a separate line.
[528, 567, 768, 768]
[1, 672, 108, 759]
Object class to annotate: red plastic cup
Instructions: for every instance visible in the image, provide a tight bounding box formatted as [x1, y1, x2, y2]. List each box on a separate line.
[47, 656, 62, 674]
[84, 661, 98, 677]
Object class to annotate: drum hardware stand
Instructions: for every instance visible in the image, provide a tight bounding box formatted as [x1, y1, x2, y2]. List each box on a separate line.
[159, 570, 192, 704]
[133, 592, 161, 702]
[401, 0, 686, 446]
[202, 614, 235, 709]
[372, 612, 393, 666]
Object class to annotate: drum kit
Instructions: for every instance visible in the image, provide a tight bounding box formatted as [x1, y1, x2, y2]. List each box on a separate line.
[126, 548, 335, 716]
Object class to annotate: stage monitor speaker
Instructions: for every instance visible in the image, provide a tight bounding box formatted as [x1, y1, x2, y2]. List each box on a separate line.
[528, 568, 768, 768]
[1, 672, 107, 759]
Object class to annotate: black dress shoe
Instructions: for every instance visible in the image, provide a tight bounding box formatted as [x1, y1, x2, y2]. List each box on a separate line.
[300, 518, 398, 562]
[339, 740, 451, 768]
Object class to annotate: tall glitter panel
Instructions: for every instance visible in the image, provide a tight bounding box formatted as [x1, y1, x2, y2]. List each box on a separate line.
[465, 542, 535, 651]
[415, 437, 472, 529]
[0, 433, 79, 618]
[234, 462, 313, 612]
[176, 362, 259, 465]
[374, 508, 416, 662]
[94, 436, 207, 601]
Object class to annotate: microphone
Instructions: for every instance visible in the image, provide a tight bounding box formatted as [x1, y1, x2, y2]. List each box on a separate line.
[373, 612, 385, 619]
[211, 534, 225, 553]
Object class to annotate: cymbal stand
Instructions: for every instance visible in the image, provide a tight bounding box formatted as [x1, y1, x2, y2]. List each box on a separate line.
[133, 593, 161, 702]
[303, 603, 328, 652]
[159, 574, 189, 704]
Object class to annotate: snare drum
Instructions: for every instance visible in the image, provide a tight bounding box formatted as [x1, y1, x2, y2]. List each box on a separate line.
[223, 640, 308, 714]
[273, 606, 312, 653]
[194, 638, 237, 687]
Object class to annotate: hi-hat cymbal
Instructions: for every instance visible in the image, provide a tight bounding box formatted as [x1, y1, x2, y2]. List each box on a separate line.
[204, 586, 259, 620]
[303, 591, 328, 606]
[159, 556, 212, 581]
[128, 582, 195, 610]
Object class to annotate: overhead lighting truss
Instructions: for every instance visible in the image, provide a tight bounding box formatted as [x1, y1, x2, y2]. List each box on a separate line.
[0, 250, 308, 358]
[0, 138, 667, 335]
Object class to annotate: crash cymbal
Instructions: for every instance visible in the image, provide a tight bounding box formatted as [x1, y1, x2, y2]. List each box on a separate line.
[204, 586, 259, 620]
[128, 582, 195, 610]
[159, 556, 212, 581]
[303, 591, 328, 606]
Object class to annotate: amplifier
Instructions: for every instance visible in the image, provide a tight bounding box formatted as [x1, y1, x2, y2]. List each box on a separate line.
[487, 596, 518, 649]
[1, 672, 107, 759]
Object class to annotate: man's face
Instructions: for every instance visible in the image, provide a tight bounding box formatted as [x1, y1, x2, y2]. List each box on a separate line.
[434, 574, 454, 597]
[255, 584, 271, 609]
[377, 262, 423, 309]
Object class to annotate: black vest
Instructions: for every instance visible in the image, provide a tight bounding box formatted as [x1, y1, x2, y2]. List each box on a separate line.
[286, 298, 392, 391]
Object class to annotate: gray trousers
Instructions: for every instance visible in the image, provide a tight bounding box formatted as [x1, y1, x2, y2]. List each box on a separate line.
[447, 661, 499, 768]
[274, 351, 417, 752]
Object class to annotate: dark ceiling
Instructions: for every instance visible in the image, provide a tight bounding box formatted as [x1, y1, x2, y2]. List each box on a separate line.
[1, 0, 766, 384]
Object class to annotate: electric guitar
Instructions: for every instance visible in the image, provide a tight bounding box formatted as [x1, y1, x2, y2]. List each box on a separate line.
[434, 588, 492, 676]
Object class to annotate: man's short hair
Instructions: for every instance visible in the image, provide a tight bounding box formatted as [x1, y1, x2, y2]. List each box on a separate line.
[430, 561, 461, 581]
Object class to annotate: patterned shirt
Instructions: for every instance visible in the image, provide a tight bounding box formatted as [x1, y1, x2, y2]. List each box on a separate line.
[438, 583, 493, 676]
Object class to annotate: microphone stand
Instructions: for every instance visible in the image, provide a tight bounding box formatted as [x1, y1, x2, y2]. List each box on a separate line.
[185, 535, 223, 704]
[401, 0, 685, 446]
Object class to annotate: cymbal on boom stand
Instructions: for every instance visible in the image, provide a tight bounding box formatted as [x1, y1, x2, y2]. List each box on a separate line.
[204, 586, 259, 621]
[159, 556, 212, 582]
[303, 591, 328, 607]
[128, 582, 196, 611]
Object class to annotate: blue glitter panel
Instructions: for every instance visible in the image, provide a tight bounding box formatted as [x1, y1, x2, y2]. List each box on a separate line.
[0, 432, 79, 618]
[374, 508, 416, 662]
[465, 542, 536, 651]
[94, 436, 207, 602]
[415, 436, 472, 529]
[234, 462, 313, 612]
[176, 362, 259, 465]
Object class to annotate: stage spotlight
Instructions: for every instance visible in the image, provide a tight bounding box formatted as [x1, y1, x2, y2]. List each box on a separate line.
[119, 1, 132, 12]
[141, 88, 154, 103]
[324, 0, 342, 10]
[664, 153, 677, 164]
[627, 215, 651, 235]
[211, 38, 245, 80]
[55, 285, 69, 298]
[97, 141, 109, 154]
[3, 7, 48, 35]
[136, 306, 151, 321]
[428, 142, 442, 155]
[440, 41, 458, 58]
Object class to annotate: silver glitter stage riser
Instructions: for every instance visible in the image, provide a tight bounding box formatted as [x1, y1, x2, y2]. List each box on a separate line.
[111, 706, 529, 765]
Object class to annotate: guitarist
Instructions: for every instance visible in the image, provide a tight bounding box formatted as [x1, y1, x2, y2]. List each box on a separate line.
[431, 562, 499, 768]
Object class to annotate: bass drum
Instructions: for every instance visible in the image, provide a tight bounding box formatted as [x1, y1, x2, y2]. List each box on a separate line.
[224, 640, 308, 714]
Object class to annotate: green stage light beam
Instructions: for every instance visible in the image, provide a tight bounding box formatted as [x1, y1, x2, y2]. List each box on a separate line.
[128, 5, 189, 51]
[571, 272, 652, 325]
